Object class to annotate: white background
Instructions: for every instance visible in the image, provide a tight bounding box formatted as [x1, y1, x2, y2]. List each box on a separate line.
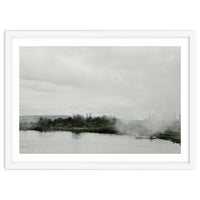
[0, 0, 199, 200]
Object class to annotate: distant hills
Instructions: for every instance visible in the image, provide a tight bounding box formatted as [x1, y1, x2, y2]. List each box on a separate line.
[20, 115, 69, 123]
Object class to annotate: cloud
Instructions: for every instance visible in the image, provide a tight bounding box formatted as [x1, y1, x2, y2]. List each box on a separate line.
[20, 46, 180, 119]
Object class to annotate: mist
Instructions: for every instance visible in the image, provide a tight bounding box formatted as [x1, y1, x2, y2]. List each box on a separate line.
[115, 117, 180, 137]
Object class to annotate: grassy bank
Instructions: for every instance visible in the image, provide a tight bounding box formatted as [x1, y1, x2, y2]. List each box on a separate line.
[33, 126, 118, 134]
[151, 130, 181, 144]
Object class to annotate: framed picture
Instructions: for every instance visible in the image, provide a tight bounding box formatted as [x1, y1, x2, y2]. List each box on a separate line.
[5, 30, 195, 169]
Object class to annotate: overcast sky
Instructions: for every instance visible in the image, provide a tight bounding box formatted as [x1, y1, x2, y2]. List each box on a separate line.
[20, 46, 180, 120]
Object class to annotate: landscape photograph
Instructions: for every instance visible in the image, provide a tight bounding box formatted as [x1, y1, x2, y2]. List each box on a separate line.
[20, 46, 181, 154]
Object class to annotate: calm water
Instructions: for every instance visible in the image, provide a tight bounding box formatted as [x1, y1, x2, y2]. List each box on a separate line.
[20, 131, 180, 154]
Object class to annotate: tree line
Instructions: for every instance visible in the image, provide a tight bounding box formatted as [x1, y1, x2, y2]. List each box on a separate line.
[20, 114, 118, 134]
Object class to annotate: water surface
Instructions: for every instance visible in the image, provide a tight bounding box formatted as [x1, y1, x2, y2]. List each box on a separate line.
[20, 131, 180, 154]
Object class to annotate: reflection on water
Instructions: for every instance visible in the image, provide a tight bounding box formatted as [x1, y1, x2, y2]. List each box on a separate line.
[71, 132, 82, 139]
[20, 130, 180, 154]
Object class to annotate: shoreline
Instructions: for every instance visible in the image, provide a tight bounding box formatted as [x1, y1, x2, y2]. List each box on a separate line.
[20, 128, 180, 144]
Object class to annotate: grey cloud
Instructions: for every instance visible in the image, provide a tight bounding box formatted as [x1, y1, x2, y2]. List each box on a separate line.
[20, 46, 180, 119]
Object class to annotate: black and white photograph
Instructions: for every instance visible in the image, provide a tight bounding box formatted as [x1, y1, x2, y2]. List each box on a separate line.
[19, 46, 181, 154]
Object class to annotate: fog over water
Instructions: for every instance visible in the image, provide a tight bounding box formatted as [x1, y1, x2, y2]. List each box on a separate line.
[20, 46, 180, 120]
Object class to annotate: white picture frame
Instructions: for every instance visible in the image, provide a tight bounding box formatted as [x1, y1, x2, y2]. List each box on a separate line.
[4, 30, 196, 169]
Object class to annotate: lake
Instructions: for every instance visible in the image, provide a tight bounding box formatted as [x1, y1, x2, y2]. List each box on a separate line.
[20, 130, 180, 154]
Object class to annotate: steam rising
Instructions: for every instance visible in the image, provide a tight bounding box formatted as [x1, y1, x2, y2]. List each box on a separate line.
[115, 118, 180, 137]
